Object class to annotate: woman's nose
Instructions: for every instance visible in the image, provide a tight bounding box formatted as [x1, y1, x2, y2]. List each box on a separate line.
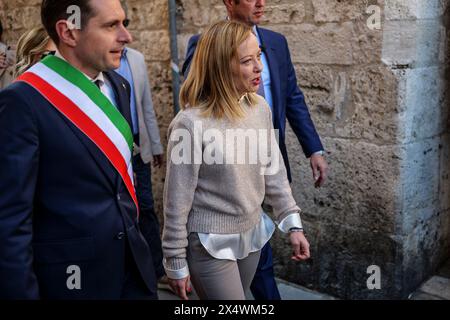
[255, 60, 263, 73]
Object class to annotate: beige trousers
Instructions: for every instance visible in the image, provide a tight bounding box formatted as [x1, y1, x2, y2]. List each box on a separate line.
[187, 232, 261, 300]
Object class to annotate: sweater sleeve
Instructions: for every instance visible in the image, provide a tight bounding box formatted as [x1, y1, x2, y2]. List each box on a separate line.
[261, 100, 302, 223]
[162, 113, 201, 273]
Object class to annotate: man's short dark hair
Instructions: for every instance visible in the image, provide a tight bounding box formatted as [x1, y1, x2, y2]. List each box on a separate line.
[41, 0, 96, 45]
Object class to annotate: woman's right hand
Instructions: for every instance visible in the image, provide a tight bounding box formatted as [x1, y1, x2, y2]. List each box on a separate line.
[289, 231, 310, 261]
[168, 275, 192, 300]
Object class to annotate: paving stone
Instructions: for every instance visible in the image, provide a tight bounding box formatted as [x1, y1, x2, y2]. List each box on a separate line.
[417, 276, 450, 300]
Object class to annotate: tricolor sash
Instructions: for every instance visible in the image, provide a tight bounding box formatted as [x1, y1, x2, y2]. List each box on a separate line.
[17, 55, 139, 216]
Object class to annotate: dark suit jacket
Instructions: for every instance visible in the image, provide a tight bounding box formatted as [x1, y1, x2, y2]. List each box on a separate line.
[182, 26, 324, 182]
[0, 70, 156, 299]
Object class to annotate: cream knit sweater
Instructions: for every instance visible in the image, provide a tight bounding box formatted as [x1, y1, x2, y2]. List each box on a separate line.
[162, 96, 301, 271]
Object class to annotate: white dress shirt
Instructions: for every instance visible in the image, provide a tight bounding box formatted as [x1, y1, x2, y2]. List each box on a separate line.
[164, 211, 303, 280]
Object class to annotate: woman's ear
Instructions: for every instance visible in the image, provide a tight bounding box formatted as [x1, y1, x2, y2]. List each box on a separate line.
[55, 20, 78, 48]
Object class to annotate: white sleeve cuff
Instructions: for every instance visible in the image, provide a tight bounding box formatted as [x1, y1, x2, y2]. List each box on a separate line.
[277, 212, 303, 233]
[163, 260, 190, 279]
[312, 150, 324, 157]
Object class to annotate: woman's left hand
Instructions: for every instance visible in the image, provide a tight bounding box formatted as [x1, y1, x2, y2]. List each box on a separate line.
[289, 231, 310, 261]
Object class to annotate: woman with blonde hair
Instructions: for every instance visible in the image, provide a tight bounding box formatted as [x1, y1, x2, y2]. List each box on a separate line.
[14, 26, 56, 77]
[162, 20, 311, 300]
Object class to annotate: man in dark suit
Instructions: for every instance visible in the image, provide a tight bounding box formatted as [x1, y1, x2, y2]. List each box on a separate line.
[182, 0, 328, 300]
[0, 0, 157, 299]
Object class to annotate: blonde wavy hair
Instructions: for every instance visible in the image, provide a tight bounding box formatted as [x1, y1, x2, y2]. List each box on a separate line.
[15, 26, 53, 77]
[180, 20, 258, 120]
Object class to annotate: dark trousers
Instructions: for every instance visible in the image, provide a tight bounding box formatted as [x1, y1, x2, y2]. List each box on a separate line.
[133, 153, 165, 279]
[250, 242, 281, 300]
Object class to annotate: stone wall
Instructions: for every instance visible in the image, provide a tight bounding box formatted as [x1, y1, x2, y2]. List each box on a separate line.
[267, 0, 402, 299]
[383, 0, 450, 298]
[275, 0, 450, 299]
[1, 0, 449, 299]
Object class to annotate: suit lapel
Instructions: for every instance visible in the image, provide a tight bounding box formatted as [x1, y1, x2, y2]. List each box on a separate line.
[257, 27, 282, 126]
[105, 71, 133, 130]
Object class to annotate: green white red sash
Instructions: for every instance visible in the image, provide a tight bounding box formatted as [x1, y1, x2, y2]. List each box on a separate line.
[17, 55, 139, 216]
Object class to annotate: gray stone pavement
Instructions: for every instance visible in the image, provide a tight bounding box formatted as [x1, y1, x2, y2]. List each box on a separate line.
[409, 259, 450, 300]
[158, 259, 450, 300]
[157, 277, 337, 300]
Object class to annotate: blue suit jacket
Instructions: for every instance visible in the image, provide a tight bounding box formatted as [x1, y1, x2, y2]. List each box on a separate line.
[182, 26, 324, 182]
[0, 71, 156, 299]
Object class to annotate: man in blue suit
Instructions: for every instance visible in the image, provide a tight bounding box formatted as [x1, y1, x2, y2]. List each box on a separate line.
[0, 0, 157, 299]
[182, 0, 328, 300]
